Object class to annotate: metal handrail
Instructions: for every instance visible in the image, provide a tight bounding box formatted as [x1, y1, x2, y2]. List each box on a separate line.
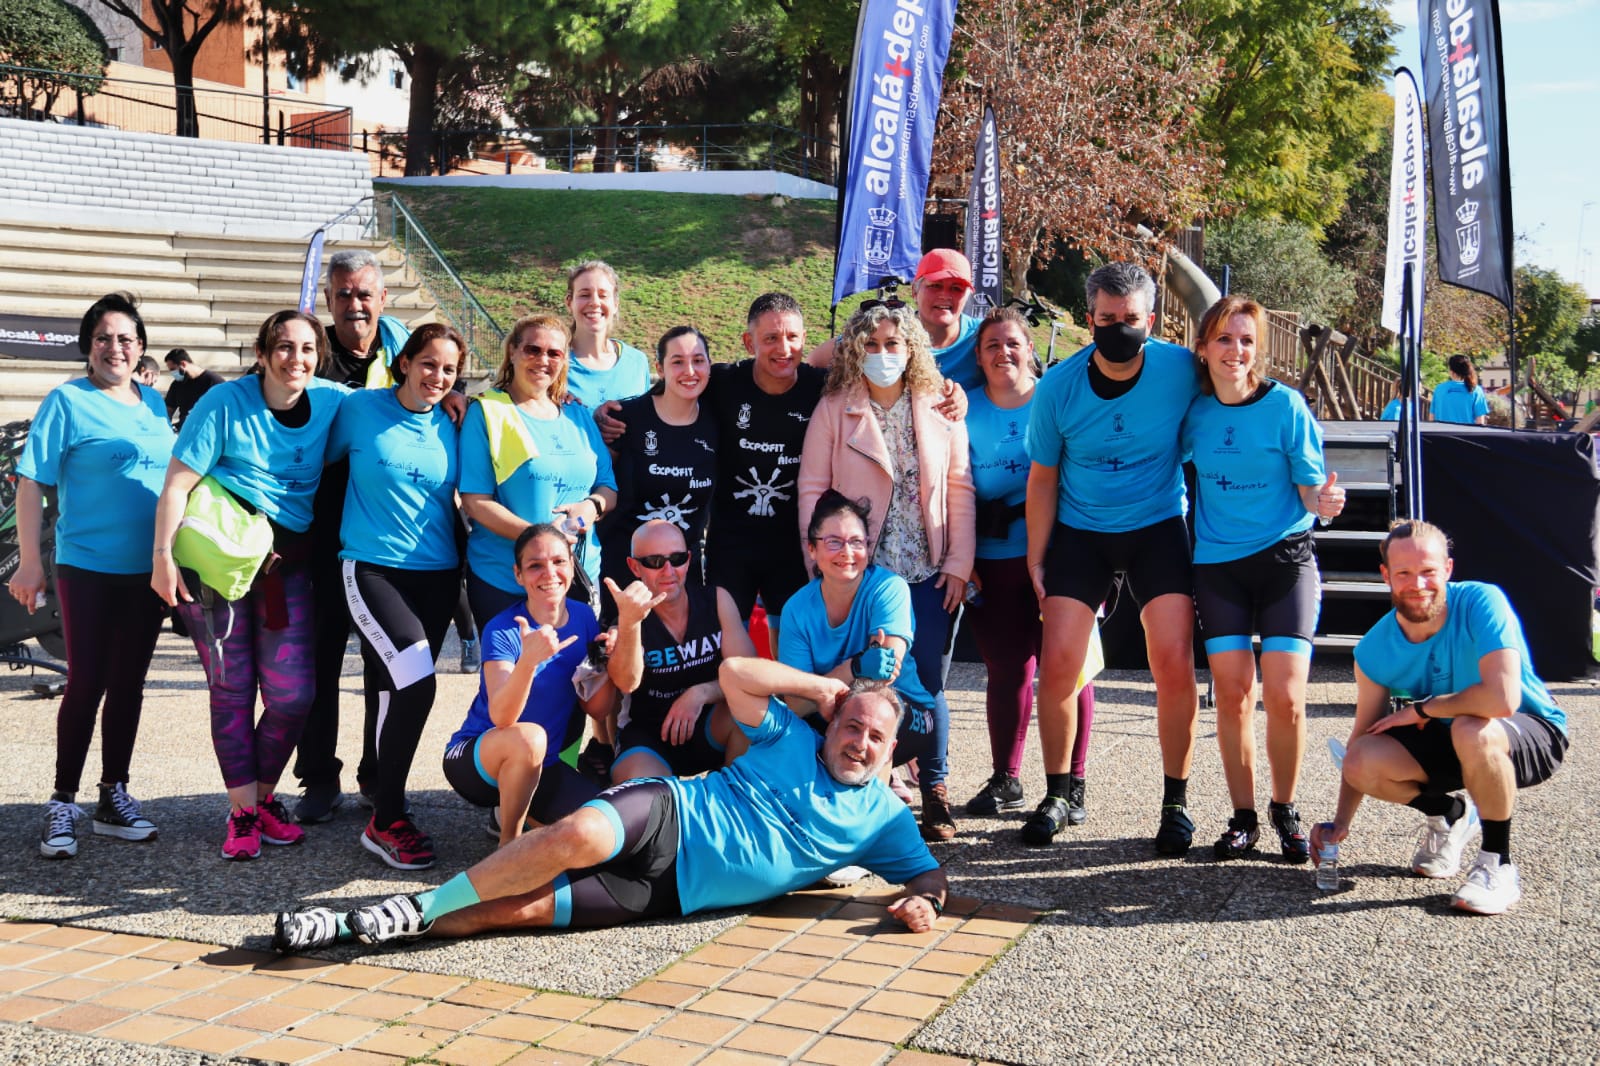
[380, 192, 505, 369]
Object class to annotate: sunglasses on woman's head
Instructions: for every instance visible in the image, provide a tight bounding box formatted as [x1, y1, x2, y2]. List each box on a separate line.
[858, 298, 906, 312]
[633, 551, 691, 570]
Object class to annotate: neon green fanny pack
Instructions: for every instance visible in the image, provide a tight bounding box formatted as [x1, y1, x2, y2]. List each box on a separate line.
[172, 476, 273, 601]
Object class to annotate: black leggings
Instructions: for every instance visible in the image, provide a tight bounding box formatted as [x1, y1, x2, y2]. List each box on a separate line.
[53, 565, 165, 795]
[342, 561, 458, 827]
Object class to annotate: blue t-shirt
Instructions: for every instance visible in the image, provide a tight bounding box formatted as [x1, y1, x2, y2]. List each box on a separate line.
[459, 399, 618, 593]
[777, 566, 935, 710]
[564, 341, 652, 410]
[963, 385, 1032, 559]
[1380, 398, 1402, 421]
[933, 315, 983, 391]
[172, 376, 348, 533]
[1181, 380, 1324, 564]
[448, 598, 600, 754]
[1353, 581, 1565, 734]
[1026, 339, 1199, 532]
[326, 387, 459, 570]
[663, 698, 938, 914]
[18, 379, 173, 574]
[1430, 380, 1489, 424]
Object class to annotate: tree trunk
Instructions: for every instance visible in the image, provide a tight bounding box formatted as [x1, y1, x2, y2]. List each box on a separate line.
[404, 45, 443, 176]
[595, 94, 620, 172]
[170, 49, 200, 138]
[800, 48, 844, 183]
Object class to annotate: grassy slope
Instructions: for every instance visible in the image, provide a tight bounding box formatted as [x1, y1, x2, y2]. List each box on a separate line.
[383, 185, 840, 362]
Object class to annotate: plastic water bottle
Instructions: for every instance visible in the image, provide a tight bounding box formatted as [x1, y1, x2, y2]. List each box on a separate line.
[1315, 822, 1340, 891]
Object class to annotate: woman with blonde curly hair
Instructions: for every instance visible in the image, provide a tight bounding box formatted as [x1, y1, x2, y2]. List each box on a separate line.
[459, 314, 617, 628]
[795, 301, 975, 841]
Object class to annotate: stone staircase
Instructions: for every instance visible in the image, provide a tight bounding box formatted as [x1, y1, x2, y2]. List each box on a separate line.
[0, 217, 438, 423]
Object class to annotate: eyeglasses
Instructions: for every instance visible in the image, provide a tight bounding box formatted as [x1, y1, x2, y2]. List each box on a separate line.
[518, 344, 566, 361]
[633, 551, 691, 570]
[811, 535, 868, 553]
[92, 334, 140, 350]
[858, 298, 906, 312]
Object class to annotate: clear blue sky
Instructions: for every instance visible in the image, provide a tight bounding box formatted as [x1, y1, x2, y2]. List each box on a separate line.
[1390, 0, 1600, 296]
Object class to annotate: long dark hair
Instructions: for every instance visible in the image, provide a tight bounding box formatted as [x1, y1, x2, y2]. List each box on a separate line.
[1447, 354, 1478, 389]
[393, 322, 467, 385]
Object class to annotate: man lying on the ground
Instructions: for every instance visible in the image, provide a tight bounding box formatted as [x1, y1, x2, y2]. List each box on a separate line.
[271, 657, 948, 951]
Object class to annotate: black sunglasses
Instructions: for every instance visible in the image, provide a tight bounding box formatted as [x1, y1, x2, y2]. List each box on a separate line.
[633, 551, 691, 570]
[858, 297, 906, 312]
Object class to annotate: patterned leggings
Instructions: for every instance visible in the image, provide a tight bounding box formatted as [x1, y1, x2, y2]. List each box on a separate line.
[176, 565, 316, 791]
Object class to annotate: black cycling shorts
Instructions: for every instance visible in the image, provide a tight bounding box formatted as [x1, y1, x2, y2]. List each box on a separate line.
[708, 534, 811, 624]
[442, 736, 600, 824]
[1388, 713, 1568, 793]
[1043, 515, 1193, 608]
[1193, 531, 1321, 656]
[553, 778, 683, 929]
[615, 712, 726, 778]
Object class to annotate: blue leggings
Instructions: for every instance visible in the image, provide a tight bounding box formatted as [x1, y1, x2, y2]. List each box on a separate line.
[905, 573, 951, 789]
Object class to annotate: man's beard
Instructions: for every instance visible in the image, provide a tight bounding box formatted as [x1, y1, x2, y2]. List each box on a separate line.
[1393, 587, 1445, 625]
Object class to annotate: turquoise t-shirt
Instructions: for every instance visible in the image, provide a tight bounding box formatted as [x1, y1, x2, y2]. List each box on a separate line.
[172, 376, 348, 533]
[1380, 398, 1402, 421]
[1430, 380, 1489, 424]
[326, 387, 459, 570]
[932, 315, 983, 391]
[1181, 380, 1324, 564]
[564, 341, 652, 410]
[963, 385, 1032, 559]
[447, 598, 599, 756]
[18, 378, 173, 574]
[1353, 581, 1565, 734]
[656, 698, 938, 915]
[1025, 339, 1199, 532]
[458, 399, 617, 593]
[777, 566, 935, 710]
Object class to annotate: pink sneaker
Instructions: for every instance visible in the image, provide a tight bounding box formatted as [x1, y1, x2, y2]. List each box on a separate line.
[257, 793, 305, 846]
[360, 816, 436, 870]
[222, 807, 261, 861]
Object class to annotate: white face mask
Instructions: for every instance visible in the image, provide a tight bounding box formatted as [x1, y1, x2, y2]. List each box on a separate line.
[862, 351, 907, 389]
[170, 369, 184, 382]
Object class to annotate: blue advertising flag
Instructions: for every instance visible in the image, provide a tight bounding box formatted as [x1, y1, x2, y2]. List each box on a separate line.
[299, 228, 326, 314]
[831, 0, 959, 306]
[963, 104, 1004, 312]
[1417, 0, 1513, 309]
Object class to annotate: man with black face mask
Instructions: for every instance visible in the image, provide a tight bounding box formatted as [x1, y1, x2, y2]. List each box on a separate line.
[1021, 261, 1201, 853]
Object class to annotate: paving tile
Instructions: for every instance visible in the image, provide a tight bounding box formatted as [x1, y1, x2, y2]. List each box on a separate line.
[444, 979, 532, 1010]
[782, 933, 855, 958]
[312, 1052, 406, 1066]
[405, 1000, 495, 1031]
[910, 951, 988, 976]
[886, 969, 966, 997]
[223, 1001, 319, 1032]
[382, 971, 468, 999]
[211, 973, 302, 1000]
[434, 1033, 527, 1065]
[934, 932, 1011, 956]
[818, 959, 897, 987]
[941, 895, 984, 917]
[476, 1012, 565, 1043]
[137, 940, 212, 963]
[284, 1013, 386, 1045]
[539, 1023, 634, 1057]
[273, 981, 363, 1011]
[721, 969, 804, 998]
[511, 991, 601, 1020]
[608, 1036, 707, 1065]
[195, 947, 281, 970]
[0, 921, 57, 941]
[318, 963, 401, 989]
[35, 1001, 130, 1034]
[92, 982, 186, 1012]
[690, 942, 763, 968]
[499, 1047, 595, 1066]
[742, 914, 815, 932]
[24, 926, 107, 949]
[845, 942, 922, 968]
[972, 903, 1036, 923]
[0, 943, 54, 967]
[163, 1022, 259, 1055]
[955, 917, 1032, 939]
[750, 952, 829, 979]
[584, 1000, 669, 1031]
[0, 969, 53, 994]
[653, 1011, 741, 1045]
[255, 955, 345, 978]
[84, 955, 177, 983]
[698, 1050, 783, 1066]
[688, 989, 775, 1019]
[887, 1051, 976, 1066]
[715, 925, 793, 950]
[834, 901, 894, 921]
[620, 980, 702, 1008]
[0, 996, 60, 1022]
[724, 1021, 817, 1057]
[32, 948, 107, 974]
[147, 965, 229, 990]
[80, 932, 166, 957]
[29, 975, 115, 1001]
[98, 1013, 199, 1045]
[242, 1035, 336, 1063]
[831, 1010, 921, 1044]
[759, 894, 841, 919]
[355, 1023, 454, 1058]
[757, 998, 848, 1030]
[339, 990, 428, 1019]
[862, 988, 944, 1019]
[804, 1034, 894, 1066]
[158, 992, 252, 1022]
[867, 928, 942, 950]
[655, 960, 734, 988]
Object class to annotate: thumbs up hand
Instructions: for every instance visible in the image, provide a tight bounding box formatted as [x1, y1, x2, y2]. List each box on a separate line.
[1316, 471, 1346, 520]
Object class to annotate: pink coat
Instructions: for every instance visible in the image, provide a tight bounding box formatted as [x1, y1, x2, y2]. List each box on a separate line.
[797, 385, 976, 580]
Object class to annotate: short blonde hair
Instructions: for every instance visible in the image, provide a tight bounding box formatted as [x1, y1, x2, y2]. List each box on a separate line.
[826, 303, 941, 397]
[494, 314, 570, 402]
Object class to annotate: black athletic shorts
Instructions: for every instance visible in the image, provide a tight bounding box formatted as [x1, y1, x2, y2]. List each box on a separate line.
[615, 712, 726, 778]
[554, 778, 683, 929]
[1389, 713, 1568, 793]
[1042, 515, 1193, 608]
[708, 534, 811, 625]
[442, 736, 600, 824]
[1193, 531, 1321, 656]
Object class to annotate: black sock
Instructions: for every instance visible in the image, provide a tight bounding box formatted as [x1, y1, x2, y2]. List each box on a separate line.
[1480, 818, 1511, 861]
[1232, 808, 1258, 830]
[1162, 775, 1187, 808]
[1407, 792, 1460, 820]
[1045, 772, 1073, 799]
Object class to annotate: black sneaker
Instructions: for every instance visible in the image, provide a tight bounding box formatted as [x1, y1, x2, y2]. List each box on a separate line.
[92, 783, 158, 842]
[1270, 802, 1312, 864]
[1065, 776, 1087, 826]
[966, 773, 1024, 815]
[1020, 795, 1072, 846]
[1154, 804, 1195, 855]
[1213, 814, 1259, 860]
[39, 798, 83, 859]
[294, 781, 343, 824]
[577, 738, 614, 784]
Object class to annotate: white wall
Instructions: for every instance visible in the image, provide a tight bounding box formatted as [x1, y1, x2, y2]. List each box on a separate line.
[319, 54, 413, 130]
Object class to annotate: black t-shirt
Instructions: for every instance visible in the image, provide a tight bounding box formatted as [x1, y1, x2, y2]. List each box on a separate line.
[165, 368, 225, 429]
[600, 393, 719, 570]
[621, 584, 724, 732]
[321, 331, 379, 387]
[706, 360, 825, 541]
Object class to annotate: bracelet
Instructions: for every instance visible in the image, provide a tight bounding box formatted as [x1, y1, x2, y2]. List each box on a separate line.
[919, 893, 944, 915]
[586, 494, 606, 517]
[1413, 696, 1432, 719]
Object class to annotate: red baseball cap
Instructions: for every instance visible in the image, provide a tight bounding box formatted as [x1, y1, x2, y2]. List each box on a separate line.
[914, 249, 973, 288]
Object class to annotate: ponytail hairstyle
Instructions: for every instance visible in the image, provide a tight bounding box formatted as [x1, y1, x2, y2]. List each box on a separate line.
[1447, 354, 1478, 389]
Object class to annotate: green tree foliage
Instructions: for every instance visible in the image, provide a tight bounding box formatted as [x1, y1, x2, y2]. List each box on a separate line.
[0, 0, 107, 113]
[1184, 0, 1395, 234]
[770, 0, 858, 180]
[94, 0, 245, 137]
[1514, 265, 1591, 374]
[1205, 215, 1356, 322]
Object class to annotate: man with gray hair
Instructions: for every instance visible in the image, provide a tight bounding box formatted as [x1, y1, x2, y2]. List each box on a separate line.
[321, 249, 403, 385]
[1022, 261, 1202, 852]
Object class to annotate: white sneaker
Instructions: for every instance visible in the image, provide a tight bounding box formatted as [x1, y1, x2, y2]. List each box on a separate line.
[1410, 797, 1480, 878]
[1452, 853, 1521, 915]
[824, 865, 869, 887]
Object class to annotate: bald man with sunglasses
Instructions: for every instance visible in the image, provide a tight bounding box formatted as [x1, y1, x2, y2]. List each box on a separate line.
[603, 521, 759, 783]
